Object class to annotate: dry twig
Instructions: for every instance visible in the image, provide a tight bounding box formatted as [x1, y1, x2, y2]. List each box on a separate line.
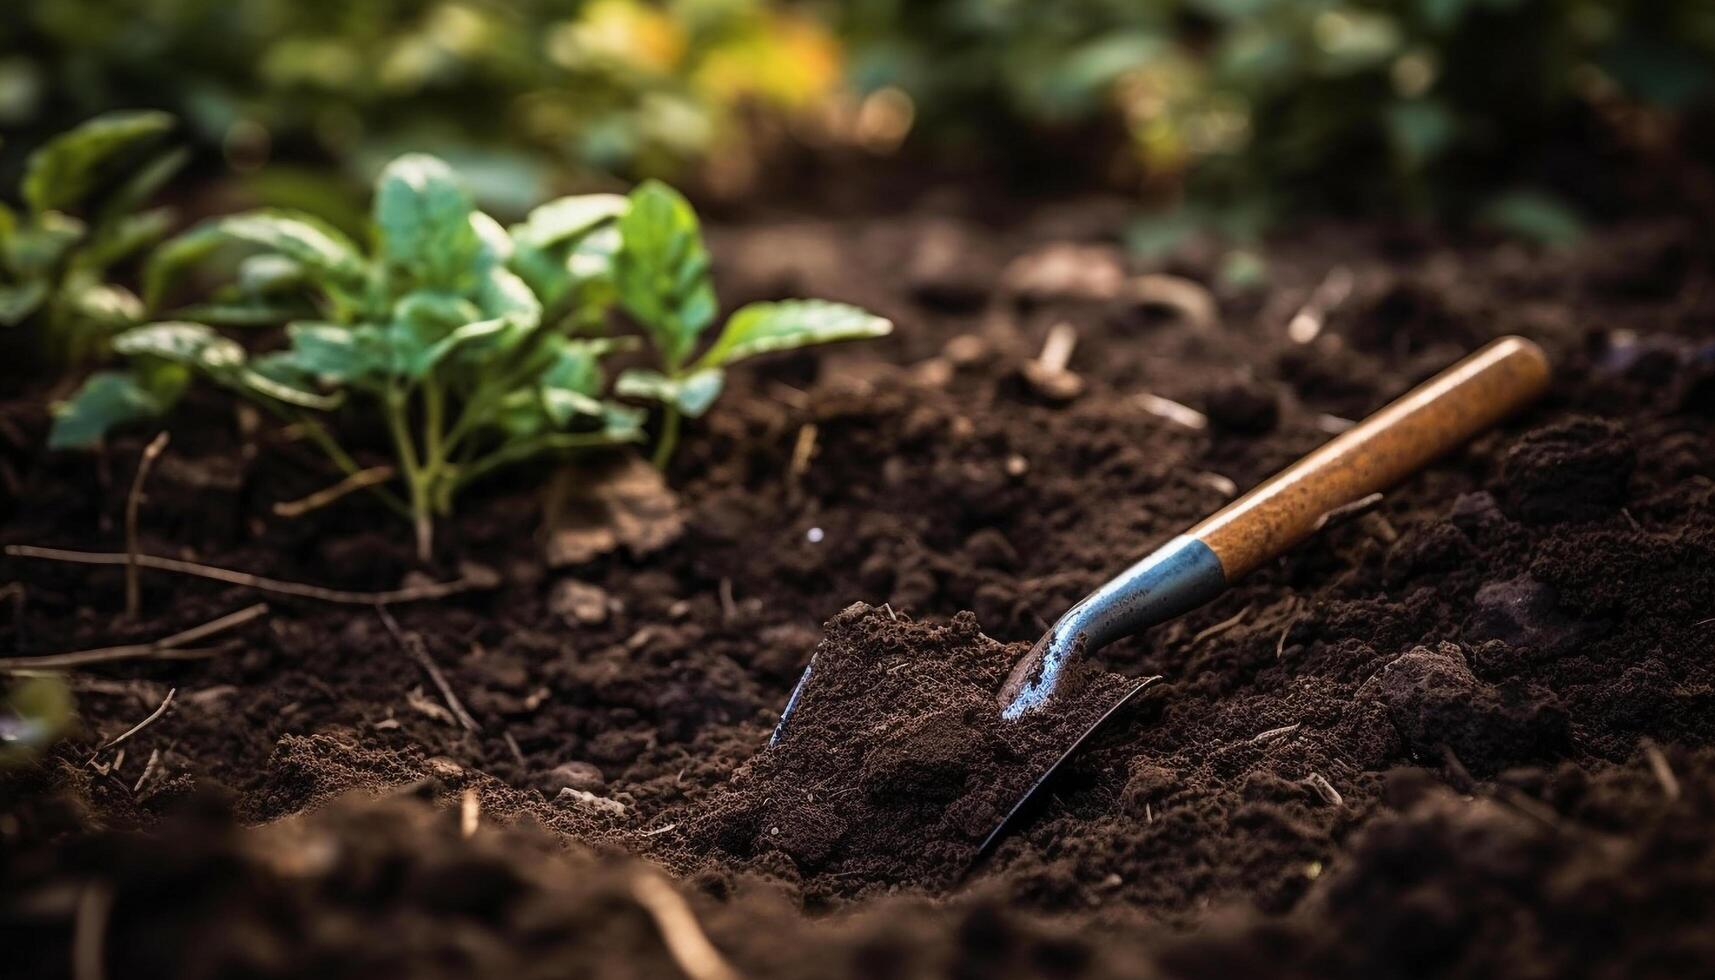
[377, 606, 479, 732]
[100, 688, 176, 752]
[124, 432, 170, 619]
[0, 603, 267, 671]
[6, 545, 496, 605]
[1134, 392, 1208, 431]
[74, 883, 112, 980]
[132, 749, 161, 794]
[1191, 604, 1252, 645]
[273, 465, 396, 518]
[1313, 492, 1385, 532]
[1302, 772, 1344, 807]
[1248, 722, 1302, 744]
[629, 872, 741, 980]
[460, 788, 481, 838]
[1642, 739, 1681, 801]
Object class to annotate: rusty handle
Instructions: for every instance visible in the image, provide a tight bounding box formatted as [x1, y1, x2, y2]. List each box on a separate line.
[1187, 335, 1550, 579]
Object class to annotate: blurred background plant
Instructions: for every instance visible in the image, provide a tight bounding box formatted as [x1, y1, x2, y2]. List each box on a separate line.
[0, 676, 74, 765]
[0, 0, 842, 217]
[1, 109, 183, 367]
[836, 0, 1715, 246]
[2, 0, 1711, 242]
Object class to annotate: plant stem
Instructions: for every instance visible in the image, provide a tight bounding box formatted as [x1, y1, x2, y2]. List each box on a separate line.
[290, 412, 412, 518]
[384, 387, 434, 562]
[652, 405, 681, 469]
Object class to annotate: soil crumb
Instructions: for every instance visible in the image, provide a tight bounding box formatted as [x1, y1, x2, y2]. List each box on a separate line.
[681, 603, 1135, 897]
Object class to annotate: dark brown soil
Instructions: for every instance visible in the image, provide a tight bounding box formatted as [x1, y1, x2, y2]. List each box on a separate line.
[4, 205, 1715, 978]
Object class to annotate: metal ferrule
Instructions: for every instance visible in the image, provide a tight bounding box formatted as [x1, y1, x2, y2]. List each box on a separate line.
[997, 534, 1227, 719]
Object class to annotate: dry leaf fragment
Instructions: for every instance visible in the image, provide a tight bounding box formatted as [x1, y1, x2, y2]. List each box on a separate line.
[543, 453, 684, 567]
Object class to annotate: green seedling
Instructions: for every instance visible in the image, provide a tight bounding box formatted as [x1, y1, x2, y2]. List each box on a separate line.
[611, 181, 892, 466]
[1, 110, 185, 365]
[52, 155, 890, 560]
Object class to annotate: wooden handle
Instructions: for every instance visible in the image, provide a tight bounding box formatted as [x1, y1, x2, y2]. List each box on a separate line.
[1187, 336, 1550, 579]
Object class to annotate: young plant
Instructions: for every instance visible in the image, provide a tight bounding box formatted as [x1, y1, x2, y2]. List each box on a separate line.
[52, 156, 891, 559]
[1, 110, 185, 365]
[611, 181, 891, 466]
[53, 154, 645, 560]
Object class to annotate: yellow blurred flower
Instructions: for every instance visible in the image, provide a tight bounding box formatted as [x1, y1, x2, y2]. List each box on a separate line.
[549, 0, 687, 74]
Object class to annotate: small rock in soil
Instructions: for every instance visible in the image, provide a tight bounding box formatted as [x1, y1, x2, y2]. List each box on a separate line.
[1499, 416, 1635, 524]
[549, 578, 615, 625]
[1204, 378, 1279, 434]
[1373, 642, 1568, 772]
[556, 787, 626, 817]
[1468, 576, 1584, 657]
[542, 761, 606, 795]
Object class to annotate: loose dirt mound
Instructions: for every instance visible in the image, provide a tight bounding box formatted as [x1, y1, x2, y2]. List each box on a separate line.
[677, 603, 1134, 897]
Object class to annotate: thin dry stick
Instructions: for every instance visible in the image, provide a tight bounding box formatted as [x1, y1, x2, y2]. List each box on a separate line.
[73, 883, 112, 980]
[1313, 492, 1385, 532]
[100, 688, 176, 751]
[503, 729, 527, 767]
[788, 424, 818, 480]
[125, 432, 170, 620]
[1135, 392, 1208, 431]
[0, 603, 268, 671]
[460, 788, 481, 838]
[132, 748, 161, 794]
[1303, 772, 1344, 807]
[1642, 740, 1681, 801]
[1191, 604, 1252, 645]
[1248, 721, 1301, 744]
[718, 578, 737, 623]
[629, 872, 741, 980]
[377, 606, 479, 732]
[6, 546, 495, 605]
[1038, 321, 1078, 373]
[273, 465, 396, 518]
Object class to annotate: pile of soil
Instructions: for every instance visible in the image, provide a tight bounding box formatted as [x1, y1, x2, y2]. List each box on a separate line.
[4, 205, 1715, 977]
[678, 603, 1135, 897]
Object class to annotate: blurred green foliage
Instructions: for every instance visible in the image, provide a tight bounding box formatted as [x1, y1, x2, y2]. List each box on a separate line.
[839, 0, 1715, 229]
[1, 676, 74, 765]
[0, 110, 184, 365]
[0, 0, 840, 206]
[3, 0, 1711, 233]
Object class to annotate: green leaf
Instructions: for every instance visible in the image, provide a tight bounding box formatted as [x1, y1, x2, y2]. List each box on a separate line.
[615, 366, 726, 418]
[70, 283, 145, 327]
[237, 254, 306, 296]
[512, 194, 627, 250]
[79, 206, 174, 272]
[1479, 191, 1586, 249]
[394, 291, 483, 333]
[7, 212, 85, 278]
[146, 210, 365, 308]
[374, 153, 480, 289]
[48, 364, 188, 449]
[283, 322, 388, 384]
[614, 180, 717, 368]
[169, 303, 301, 327]
[698, 300, 892, 369]
[22, 110, 173, 215]
[0, 280, 48, 326]
[97, 147, 188, 230]
[113, 322, 245, 374]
